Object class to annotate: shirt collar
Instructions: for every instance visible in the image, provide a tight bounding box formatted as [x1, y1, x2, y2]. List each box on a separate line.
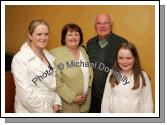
[98, 39, 108, 48]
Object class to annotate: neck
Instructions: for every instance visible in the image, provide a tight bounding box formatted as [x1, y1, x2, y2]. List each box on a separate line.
[29, 42, 43, 57]
[67, 46, 80, 60]
[121, 70, 133, 76]
[98, 32, 111, 40]
[67, 46, 79, 53]
[98, 37, 106, 41]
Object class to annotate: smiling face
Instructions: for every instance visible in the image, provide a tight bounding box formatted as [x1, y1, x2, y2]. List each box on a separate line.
[95, 14, 112, 40]
[117, 48, 135, 74]
[29, 24, 49, 50]
[65, 30, 80, 50]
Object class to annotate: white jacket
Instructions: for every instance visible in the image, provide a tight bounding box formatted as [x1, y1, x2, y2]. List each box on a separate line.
[101, 71, 153, 113]
[11, 42, 62, 113]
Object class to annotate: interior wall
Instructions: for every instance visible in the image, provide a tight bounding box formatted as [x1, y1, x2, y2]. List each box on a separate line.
[5, 5, 155, 111]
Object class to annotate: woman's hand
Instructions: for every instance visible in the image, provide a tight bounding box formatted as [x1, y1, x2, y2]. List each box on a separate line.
[73, 94, 87, 105]
[52, 104, 61, 112]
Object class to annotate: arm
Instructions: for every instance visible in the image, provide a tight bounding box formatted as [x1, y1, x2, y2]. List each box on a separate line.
[55, 63, 77, 104]
[142, 72, 153, 113]
[101, 71, 112, 113]
[54, 92, 62, 106]
[52, 92, 62, 112]
[11, 57, 44, 112]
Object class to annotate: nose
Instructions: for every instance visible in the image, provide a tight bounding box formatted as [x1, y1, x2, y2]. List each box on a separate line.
[41, 34, 46, 40]
[72, 34, 78, 39]
[100, 23, 105, 27]
[71, 34, 75, 38]
[122, 59, 127, 64]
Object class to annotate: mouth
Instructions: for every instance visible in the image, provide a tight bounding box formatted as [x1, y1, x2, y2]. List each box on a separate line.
[121, 65, 129, 68]
[70, 40, 78, 43]
[39, 41, 47, 45]
[99, 30, 106, 32]
[40, 40, 45, 42]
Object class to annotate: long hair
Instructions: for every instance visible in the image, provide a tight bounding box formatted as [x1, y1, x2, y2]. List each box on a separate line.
[109, 42, 146, 90]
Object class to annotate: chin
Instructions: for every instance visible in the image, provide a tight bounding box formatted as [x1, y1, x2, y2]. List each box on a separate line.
[98, 35, 106, 39]
[98, 33, 109, 38]
[41, 43, 47, 47]
[121, 67, 129, 71]
[39, 45, 46, 49]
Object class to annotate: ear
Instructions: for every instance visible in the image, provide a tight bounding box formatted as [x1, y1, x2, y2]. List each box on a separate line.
[28, 34, 32, 41]
[94, 23, 97, 30]
[110, 22, 113, 30]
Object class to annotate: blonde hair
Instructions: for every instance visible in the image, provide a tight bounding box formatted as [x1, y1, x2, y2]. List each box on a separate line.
[28, 19, 50, 35]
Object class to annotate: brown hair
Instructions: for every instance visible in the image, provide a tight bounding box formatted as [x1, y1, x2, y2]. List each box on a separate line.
[109, 42, 146, 89]
[61, 23, 83, 46]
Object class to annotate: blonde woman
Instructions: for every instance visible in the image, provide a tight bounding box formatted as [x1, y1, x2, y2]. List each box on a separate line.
[11, 19, 62, 113]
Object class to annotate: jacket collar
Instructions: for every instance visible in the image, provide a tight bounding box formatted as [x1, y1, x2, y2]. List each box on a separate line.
[21, 42, 55, 63]
[20, 42, 36, 61]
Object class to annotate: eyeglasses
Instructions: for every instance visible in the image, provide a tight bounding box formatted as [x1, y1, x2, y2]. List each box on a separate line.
[96, 22, 110, 25]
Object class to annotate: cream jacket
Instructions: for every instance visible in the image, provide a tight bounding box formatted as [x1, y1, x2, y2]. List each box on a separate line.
[50, 46, 93, 112]
[11, 42, 62, 113]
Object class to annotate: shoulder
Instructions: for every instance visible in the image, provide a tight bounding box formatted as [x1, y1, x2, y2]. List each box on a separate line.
[141, 71, 151, 82]
[79, 45, 87, 53]
[12, 48, 28, 64]
[12, 42, 36, 63]
[86, 36, 98, 47]
[43, 49, 55, 62]
[49, 46, 66, 57]
[111, 32, 128, 44]
[142, 71, 149, 77]
[11, 50, 28, 71]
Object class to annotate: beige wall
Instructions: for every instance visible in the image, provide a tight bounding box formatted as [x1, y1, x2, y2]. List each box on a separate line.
[5, 5, 155, 111]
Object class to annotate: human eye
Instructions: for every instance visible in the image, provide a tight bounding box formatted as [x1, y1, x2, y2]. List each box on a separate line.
[37, 33, 42, 36]
[68, 34, 72, 37]
[44, 33, 49, 36]
[75, 33, 80, 36]
[96, 22, 101, 25]
[118, 57, 123, 60]
[66, 32, 72, 36]
[104, 22, 110, 25]
[126, 57, 132, 60]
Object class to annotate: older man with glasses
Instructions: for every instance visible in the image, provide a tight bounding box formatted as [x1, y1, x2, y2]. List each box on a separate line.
[86, 13, 128, 113]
